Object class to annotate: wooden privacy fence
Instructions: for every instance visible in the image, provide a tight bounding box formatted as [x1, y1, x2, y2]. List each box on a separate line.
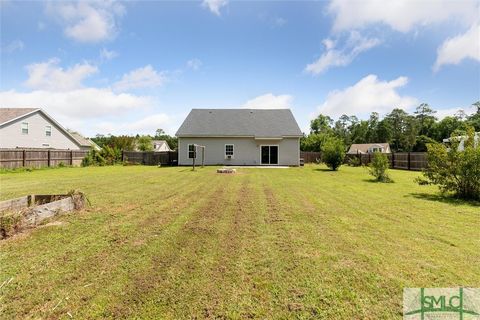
[122, 151, 178, 166]
[344, 152, 427, 171]
[301, 151, 427, 170]
[300, 151, 322, 163]
[0, 149, 89, 169]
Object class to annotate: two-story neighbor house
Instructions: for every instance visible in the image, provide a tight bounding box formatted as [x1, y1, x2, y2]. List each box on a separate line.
[0, 108, 98, 150]
[176, 109, 303, 166]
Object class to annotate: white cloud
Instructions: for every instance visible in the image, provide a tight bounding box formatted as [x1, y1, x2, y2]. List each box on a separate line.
[328, 0, 478, 33]
[316, 74, 418, 119]
[202, 0, 227, 16]
[2, 40, 24, 53]
[305, 31, 381, 75]
[100, 48, 118, 61]
[24, 58, 98, 92]
[0, 89, 151, 119]
[434, 22, 480, 71]
[435, 105, 477, 120]
[46, 1, 125, 43]
[113, 65, 167, 91]
[187, 58, 202, 70]
[95, 113, 173, 136]
[243, 93, 293, 109]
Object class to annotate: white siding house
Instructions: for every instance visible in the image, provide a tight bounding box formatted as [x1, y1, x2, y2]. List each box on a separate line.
[0, 108, 97, 150]
[176, 109, 303, 166]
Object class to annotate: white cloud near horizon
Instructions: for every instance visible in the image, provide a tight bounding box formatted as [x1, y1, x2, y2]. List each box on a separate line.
[113, 65, 167, 91]
[434, 22, 480, 71]
[46, 1, 125, 43]
[25, 58, 98, 92]
[305, 31, 381, 75]
[315, 74, 418, 119]
[328, 0, 478, 33]
[243, 93, 293, 109]
[202, 0, 227, 16]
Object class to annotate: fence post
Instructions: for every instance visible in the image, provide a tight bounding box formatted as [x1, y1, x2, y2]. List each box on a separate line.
[48, 150, 51, 167]
[391, 152, 395, 168]
[121, 150, 124, 162]
[70, 150, 73, 165]
[407, 152, 411, 170]
[22, 150, 26, 167]
[368, 153, 371, 164]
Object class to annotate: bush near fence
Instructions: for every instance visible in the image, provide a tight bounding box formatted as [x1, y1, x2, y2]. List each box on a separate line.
[0, 149, 89, 169]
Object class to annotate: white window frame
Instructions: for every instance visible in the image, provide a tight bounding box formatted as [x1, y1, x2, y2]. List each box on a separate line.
[45, 125, 52, 137]
[21, 122, 28, 135]
[225, 144, 234, 159]
[188, 144, 196, 159]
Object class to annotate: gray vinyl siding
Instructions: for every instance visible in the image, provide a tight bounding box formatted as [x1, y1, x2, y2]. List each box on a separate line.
[0, 112, 81, 149]
[178, 137, 300, 166]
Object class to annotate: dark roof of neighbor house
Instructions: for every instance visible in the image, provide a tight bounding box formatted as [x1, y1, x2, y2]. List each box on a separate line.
[176, 109, 303, 138]
[347, 143, 390, 154]
[0, 108, 39, 125]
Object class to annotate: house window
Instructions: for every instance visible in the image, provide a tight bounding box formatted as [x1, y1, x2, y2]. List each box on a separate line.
[45, 125, 52, 136]
[188, 144, 196, 158]
[21, 122, 28, 134]
[225, 144, 234, 158]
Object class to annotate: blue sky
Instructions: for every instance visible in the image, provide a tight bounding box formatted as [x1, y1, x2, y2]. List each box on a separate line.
[1, 0, 479, 136]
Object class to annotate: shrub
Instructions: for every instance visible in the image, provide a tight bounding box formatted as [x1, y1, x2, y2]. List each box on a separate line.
[81, 149, 106, 167]
[322, 137, 345, 171]
[347, 156, 361, 167]
[137, 135, 153, 151]
[418, 127, 480, 200]
[368, 152, 392, 182]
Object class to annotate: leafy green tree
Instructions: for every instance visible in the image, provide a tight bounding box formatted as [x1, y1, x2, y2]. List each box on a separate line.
[368, 152, 392, 182]
[300, 132, 330, 152]
[137, 135, 153, 151]
[418, 126, 480, 200]
[467, 101, 480, 131]
[310, 114, 333, 134]
[414, 103, 437, 136]
[322, 136, 345, 171]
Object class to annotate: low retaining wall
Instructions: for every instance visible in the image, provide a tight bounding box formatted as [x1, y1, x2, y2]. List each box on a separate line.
[0, 192, 86, 239]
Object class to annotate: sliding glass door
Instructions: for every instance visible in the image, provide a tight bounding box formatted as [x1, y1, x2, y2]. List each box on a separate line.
[260, 145, 278, 165]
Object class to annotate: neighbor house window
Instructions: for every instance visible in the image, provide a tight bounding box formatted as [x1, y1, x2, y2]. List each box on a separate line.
[188, 144, 196, 158]
[21, 122, 28, 134]
[45, 125, 52, 136]
[225, 144, 234, 158]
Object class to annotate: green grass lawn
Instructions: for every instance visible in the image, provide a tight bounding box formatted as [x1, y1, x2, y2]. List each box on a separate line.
[0, 165, 478, 319]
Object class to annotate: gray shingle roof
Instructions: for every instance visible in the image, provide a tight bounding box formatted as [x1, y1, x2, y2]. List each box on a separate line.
[176, 109, 302, 138]
[0, 108, 39, 125]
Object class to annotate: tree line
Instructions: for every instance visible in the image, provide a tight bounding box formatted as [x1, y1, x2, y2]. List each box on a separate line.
[301, 102, 480, 152]
[91, 128, 178, 152]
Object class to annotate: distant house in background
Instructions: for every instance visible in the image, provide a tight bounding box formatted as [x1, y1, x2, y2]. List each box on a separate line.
[0, 108, 97, 150]
[347, 143, 391, 154]
[443, 133, 479, 151]
[176, 109, 302, 166]
[152, 140, 172, 151]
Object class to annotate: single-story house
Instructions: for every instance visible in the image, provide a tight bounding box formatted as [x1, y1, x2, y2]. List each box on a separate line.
[347, 143, 391, 154]
[176, 109, 303, 166]
[0, 108, 98, 150]
[152, 140, 172, 152]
